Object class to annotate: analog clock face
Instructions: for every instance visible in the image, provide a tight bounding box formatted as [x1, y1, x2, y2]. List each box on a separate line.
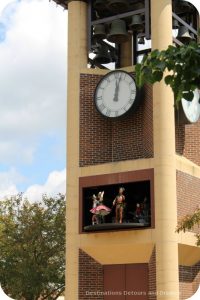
[94, 70, 137, 118]
[181, 89, 200, 123]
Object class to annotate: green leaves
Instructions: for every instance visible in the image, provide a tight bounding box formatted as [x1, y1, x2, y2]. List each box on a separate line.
[135, 39, 200, 105]
[153, 70, 163, 82]
[176, 208, 200, 246]
[164, 75, 173, 85]
[0, 194, 66, 300]
[182, 91, 194, 101]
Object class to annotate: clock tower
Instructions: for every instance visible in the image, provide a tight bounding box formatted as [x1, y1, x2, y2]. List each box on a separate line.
[52, 0, 200, 299]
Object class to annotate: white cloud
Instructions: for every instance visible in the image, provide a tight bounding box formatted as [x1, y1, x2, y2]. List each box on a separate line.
[24, 168, 66, 201]
[0, 0, 67, 164]
[0, 1, 67, 200]
[0, 168, 66, 201]
[0, 167, 24, 199]
[0, 0, 12, 14]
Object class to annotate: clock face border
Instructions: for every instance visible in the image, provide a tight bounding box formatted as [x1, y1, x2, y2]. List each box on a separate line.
[176, 89, 200, 124]
[94, 70, 142, 119]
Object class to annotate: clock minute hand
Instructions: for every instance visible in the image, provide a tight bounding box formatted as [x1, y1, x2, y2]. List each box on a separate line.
[113, 78, 120, 102]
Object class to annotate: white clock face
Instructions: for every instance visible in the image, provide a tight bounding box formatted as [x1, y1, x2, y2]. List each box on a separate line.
[182, 89, 200, 123]
[94, 71, 137, 118]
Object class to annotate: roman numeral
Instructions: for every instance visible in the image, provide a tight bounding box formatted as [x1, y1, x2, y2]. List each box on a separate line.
[129, 99, 134, 104]
[131, 89, 136, 95]
[99, 103, 106, 111]
[114, 73, 121, 79]
[123, 73, 127, 80]
[105, 109, 111, 116]
[115, 111, 119, 117]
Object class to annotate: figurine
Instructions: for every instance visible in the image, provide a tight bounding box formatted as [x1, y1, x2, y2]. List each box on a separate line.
[90, 194, 99, 225]
[90, 191, 111, 225]
[141, 196, 149, 222]
[135, 203, 142, 218]
[96, 191, 111, 223]
[135, 202, 147, 223]
[113, 187, 125, 223]
[97, 191, 104, 204]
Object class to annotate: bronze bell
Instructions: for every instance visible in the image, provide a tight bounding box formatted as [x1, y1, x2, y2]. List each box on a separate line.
[129, 15, 144, 33]
[131, 1, 144, 10]
[173, 0, 193, 14]
[92, 43, 101, 54]
[173, 19, 179, 29]
[107, 19, 129, 44]
[93, 24, 107, 41]
[94, 0, 107, 11]
[177, 26, 194, 43]
[93, 44, 112, 65]
[138, 36, 145, 45]
[110, 51, 118, 63]
[107, 0, 129, 13]
[177, 26, 194, 44]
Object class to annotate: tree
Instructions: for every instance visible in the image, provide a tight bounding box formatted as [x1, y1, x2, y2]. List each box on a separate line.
[176, 208, 200, 246]
[135, 38, 200, 106]
[0, 193, 65, 300]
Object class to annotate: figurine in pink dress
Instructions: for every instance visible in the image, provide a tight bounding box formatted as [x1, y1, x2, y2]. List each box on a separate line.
[90, 191, 111, 224]
[90, 194, 99, 225]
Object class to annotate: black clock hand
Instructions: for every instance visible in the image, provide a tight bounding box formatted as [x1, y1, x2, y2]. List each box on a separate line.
[113, 80, 119, 102]
[113, 77, 121, 102]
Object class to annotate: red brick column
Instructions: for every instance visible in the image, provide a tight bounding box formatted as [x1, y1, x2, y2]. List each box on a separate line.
[79, 250, 104, 300]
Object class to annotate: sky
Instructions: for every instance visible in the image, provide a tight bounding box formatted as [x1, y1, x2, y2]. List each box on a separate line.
[188, 0, 200, 13]
[0, 0, 67, 201]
